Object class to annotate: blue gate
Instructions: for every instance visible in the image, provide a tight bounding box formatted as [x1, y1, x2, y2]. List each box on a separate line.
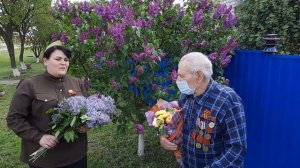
[225, 50, 300, 168]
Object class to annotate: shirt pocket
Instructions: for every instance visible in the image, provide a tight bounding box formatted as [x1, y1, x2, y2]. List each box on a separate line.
[36, 94, 58, 103]
[34, 94, 58, 112]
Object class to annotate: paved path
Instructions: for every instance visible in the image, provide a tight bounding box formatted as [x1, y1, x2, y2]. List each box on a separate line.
[0, 80, 20, 85]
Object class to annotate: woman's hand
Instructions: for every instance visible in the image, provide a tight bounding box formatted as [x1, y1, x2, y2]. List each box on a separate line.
[39, 134, 59, 149]
[77, 125, 89, 133]
[160, 135, 178, 151]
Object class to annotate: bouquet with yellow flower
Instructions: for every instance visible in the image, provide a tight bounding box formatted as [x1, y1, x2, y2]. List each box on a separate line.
[145, 99, 183, 167]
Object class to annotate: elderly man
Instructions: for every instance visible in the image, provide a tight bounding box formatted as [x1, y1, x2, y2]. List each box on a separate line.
[160, 52, 247, 168]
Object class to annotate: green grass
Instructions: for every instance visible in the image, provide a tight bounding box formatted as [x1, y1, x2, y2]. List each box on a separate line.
[0, 49, 44, 80]
[0, 87, 179, 167]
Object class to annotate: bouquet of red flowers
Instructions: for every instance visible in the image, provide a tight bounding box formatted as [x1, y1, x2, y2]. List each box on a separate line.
[145, 99, 183, 167]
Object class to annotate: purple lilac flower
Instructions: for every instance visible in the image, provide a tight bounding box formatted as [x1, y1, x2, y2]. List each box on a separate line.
[199, 0, 208, 9]
[201, 40, 209, 48]
[135, 123, 144, 134]
[194, 41, 201, 48]
[95, 1, 120, 22]
[213, 4, 227, 19]
[132, 53, 146, 61]
[58, 0, 69, 13]
[57, 96, 87, 116]
[192, 9, 204, 26]
[152, 84, 158, 91]
[121, 6, 134, 25]
[83, 78, 89, 89]
[85, 94, 116, 128]
[223, 12, 237, 28]
[104, 60, 116, 68]
[80, 1, 91, 12]
[129, 76, 139, 83]
[136, 67, 144, 75]
[111, 80, 120, 90]
[71, 17, 81, 27]
[225, 6, 233, 14]
[132, 19, 144, 27]
[170, 69, 178, 81]
[221, 55, 232, 68]
[51, 33, 58, 42]
[208, 52, 218, 61]
[87, 95, 114, 113]
[178, 7, 186, 18]
[162, 0, 174, 8]
[79, 32, 88, 43]
[228, 37, 238, 48]
[86, 113, 110, 128]
[143, 45, 152, 56]
[150, 55, 159, 62]
[95, 51, 105, 59]
[148, 0, 160, 17]
[60, 32, 68, 42]
[142, 19, 153, 28]
[108, 23, 126, 46]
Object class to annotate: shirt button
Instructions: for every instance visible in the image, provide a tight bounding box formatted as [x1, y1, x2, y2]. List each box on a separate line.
[45, 99, 48, 102]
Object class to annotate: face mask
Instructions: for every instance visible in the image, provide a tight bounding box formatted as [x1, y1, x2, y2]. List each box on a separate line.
[176, 80, 195, 95]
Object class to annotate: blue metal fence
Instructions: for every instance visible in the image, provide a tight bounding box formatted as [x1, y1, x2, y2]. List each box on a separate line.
[225, 50, 300, 168]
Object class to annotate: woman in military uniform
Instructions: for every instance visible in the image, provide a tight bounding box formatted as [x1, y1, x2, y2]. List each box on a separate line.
[7, 41, 88, 168]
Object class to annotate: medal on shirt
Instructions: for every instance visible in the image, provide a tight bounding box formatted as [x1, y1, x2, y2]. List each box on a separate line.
[191, 109, 216, 152]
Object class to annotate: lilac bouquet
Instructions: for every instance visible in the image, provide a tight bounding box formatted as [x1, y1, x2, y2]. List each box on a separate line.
[29, 94, 116, 162]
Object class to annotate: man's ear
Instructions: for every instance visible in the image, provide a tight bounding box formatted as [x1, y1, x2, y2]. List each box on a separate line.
[196, 71, 204, 81]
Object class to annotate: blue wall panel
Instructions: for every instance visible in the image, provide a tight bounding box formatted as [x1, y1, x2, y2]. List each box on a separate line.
[225, 50, 300, 168]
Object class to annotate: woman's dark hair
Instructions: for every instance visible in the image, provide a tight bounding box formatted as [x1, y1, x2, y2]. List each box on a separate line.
[43, 45, 72, 59]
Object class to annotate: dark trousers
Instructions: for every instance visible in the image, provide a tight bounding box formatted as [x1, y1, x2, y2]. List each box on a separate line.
[29, 156, 87, 168]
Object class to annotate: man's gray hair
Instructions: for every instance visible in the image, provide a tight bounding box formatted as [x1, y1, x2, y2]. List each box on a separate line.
[179, 52, 213, 83]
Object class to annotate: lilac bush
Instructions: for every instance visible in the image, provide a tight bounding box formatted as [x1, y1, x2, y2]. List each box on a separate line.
[51, 0, 238, 128]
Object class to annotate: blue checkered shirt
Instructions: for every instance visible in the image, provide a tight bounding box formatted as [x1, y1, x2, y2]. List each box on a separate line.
[179, 80, 247, 168]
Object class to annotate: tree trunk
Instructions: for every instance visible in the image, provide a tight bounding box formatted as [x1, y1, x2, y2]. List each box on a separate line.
[137, 134, 144, 157]
[19, 34, 27, 70]
[2, 31, 20, 77]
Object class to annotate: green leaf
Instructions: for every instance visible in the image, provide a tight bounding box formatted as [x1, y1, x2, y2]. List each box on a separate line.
[80, 115, 91, 123]
[70, 116, 77, 127]
[64, 130, 75, 142]
[52, 124, 57, 130]
[54, 130, 61, 138]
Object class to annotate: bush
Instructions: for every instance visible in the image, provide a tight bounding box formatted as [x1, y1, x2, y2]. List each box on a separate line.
[51, 0, 238, 130]
[236, 0, 300, 54]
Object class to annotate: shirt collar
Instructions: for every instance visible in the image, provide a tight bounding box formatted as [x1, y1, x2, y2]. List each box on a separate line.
[44, 71, 66, 82]
[194, 80, 216, 105]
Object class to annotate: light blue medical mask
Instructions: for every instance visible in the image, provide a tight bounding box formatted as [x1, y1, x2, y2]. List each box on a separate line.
[176, 80, 195, 95]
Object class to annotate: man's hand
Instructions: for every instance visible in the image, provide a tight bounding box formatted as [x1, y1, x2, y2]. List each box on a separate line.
[39, 134, 59, 149]
[160, 136, 178, 151]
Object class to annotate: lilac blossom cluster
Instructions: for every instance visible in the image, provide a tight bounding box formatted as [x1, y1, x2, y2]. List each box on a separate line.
[213, 4, 237, 29]
[56, 96, 87, 116]
[86, 94, 116, 128]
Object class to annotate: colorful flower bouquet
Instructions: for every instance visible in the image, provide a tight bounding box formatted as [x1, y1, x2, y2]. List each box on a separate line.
[145, 99, 183, 167]
[29, 93, 116, 162]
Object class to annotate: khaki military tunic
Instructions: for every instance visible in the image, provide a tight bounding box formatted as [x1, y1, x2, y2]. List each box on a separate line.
[7, 71, 87, 167]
